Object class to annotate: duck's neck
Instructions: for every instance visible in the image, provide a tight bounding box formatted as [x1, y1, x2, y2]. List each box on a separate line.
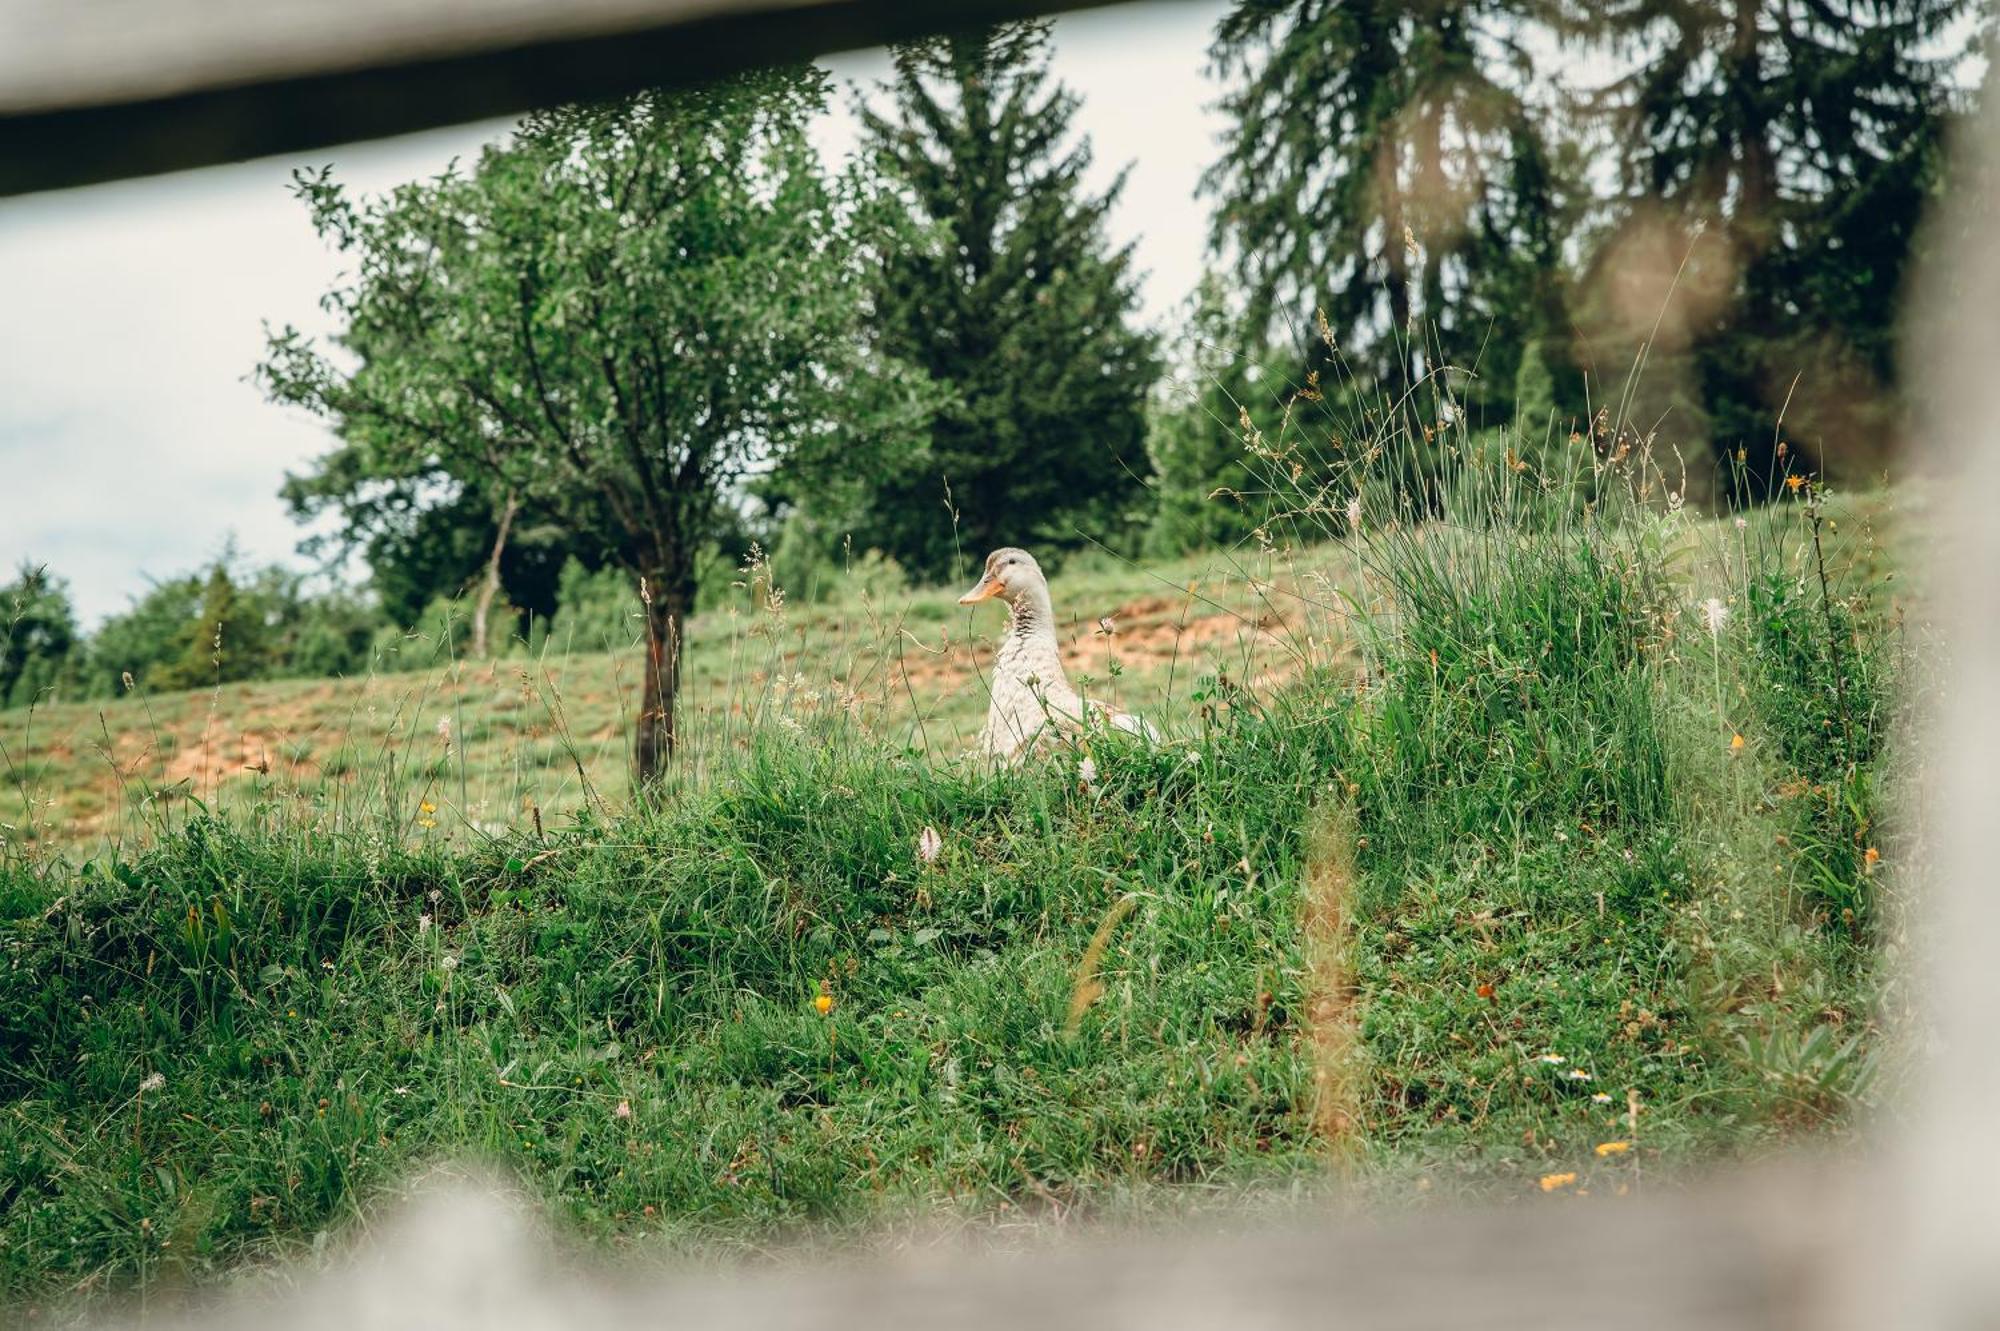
[1004, 583, 1059, 648]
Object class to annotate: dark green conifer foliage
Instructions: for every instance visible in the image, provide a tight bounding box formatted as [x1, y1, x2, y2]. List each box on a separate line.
[856, 22, 1158, 577]
[1557, 0, 1972, 484]
[1203, 1, 1567, 408]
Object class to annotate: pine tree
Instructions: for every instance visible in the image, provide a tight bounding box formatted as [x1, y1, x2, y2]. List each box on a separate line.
[853, 22, 1158, 578]
[1203, 1, 1567, 406]
[155, 563, 269, 692]
[1559, 0, 1973, 484]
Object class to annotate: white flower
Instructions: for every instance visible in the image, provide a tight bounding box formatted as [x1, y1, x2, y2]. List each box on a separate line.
[1537, 1053, 1566, 1065]
[1078, 756, 1098, 788]
[1699, 597, 1730, 637]
[418, 913, 433, 936]
[440, 955, 459, 972]
[436, 715, 452, 742]
[1592, 1092, 1613, 1104]
[1734, 517, 1748, 530]
[917, 826, 943, 866]
[1567, 1068, 1594, 1082]
[139, 1072, 165, 1093]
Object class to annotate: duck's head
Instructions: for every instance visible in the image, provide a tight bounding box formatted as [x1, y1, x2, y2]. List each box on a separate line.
[958, 547, 1045, 607]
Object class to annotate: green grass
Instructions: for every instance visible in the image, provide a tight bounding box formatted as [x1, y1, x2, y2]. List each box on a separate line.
[0, 544, 1342, 857]
[0, 430, 1918, 1313]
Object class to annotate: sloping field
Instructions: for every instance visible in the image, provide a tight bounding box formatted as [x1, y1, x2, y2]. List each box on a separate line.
[1, 545, 1355, 856]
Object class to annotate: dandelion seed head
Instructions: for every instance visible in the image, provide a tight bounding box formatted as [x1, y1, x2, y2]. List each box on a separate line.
[1700, 597, 1730, 637]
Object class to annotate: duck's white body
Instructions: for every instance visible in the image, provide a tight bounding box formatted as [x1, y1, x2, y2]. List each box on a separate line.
[961, 548, 1156, 765]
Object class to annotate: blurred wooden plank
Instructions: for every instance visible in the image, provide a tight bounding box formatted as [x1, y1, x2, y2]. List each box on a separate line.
[114, 1161, 1879, 1331]
[0, 0, 1113, 196]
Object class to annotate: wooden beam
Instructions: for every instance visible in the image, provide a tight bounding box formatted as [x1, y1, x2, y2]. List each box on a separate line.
[0, 0, 1117, 197]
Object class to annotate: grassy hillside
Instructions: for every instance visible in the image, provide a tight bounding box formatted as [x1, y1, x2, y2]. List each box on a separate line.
[1, 545, 1347, 858]
[0, 463, 1919, 1312]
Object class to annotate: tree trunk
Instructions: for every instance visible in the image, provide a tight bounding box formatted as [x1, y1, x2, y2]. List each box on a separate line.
[471, 489, 519, 660]
[633, 573, 691, 785]
[1381, 172, 1412, 389]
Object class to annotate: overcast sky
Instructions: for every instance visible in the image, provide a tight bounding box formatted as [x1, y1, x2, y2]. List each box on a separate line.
[0, 0, 1230, 625]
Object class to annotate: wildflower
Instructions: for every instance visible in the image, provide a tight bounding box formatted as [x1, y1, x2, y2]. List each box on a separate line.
[1567, 1069, 1594, 1082]
[1096, 616, 1116, 636]
[121, 671, 136, 692]
[1537, 1053, 1566, 1065]
[1592, 1092, 1614, 1105]
[1078, 755, 1098, 789]
[615, 1100, 633, 1121]
[1539, 1172, 1578, 1193]
[436, 715, 452, 742]
[441, 955, 459, 972]
[1595, 1140, 1632, 1157]
[418, 913, 433, 936]
[1863, 847, 1881, 872]
[1699, 597, 1730, 637]
[1730, 733, 1746, 752]
[814, 990, 834, 1016]
[1734, 517, 1748, 530]
[917, 825, 943, 866]
[139, 1072, 165, 1094]
[419, 800, 436, 815]
[1785, 474, 1805, 493]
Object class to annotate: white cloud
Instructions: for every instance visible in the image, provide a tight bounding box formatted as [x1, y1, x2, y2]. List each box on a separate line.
[0, 1, 1227, 625]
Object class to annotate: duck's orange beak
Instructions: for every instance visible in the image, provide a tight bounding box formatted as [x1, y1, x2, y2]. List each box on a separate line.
[958, 571, 1005, 605]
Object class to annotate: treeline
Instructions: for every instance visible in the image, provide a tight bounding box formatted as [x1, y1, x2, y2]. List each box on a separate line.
[1158, 0, 1983, 552]
[4, 6, 1981, 757]
[0, 551, 737, 710]
[1, 559, 376, 709]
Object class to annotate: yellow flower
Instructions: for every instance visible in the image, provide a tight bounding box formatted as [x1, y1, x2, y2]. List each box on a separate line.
[1863, 846, 1881, 871]
[1595, 1140, 1632, 1157]
[1730, 733, 1746, 752]
[1785, 474, 1805, 492]
[813, 991, 834, 1016]
[1539, 1172, 1578, 1193]
[419, 800, 436, 815]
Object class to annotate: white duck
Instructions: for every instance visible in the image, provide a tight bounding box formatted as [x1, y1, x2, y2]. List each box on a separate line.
[958, 547, 1157, 765]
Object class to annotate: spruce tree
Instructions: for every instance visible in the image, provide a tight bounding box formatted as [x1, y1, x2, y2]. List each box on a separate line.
[1558, 0, 1973, 483]
[1203, 1, 1567, 407]
[854, 22, 1158, 578]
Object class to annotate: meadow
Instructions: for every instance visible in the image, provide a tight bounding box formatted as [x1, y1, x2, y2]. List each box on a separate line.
[0, 432, 1921, 1312]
